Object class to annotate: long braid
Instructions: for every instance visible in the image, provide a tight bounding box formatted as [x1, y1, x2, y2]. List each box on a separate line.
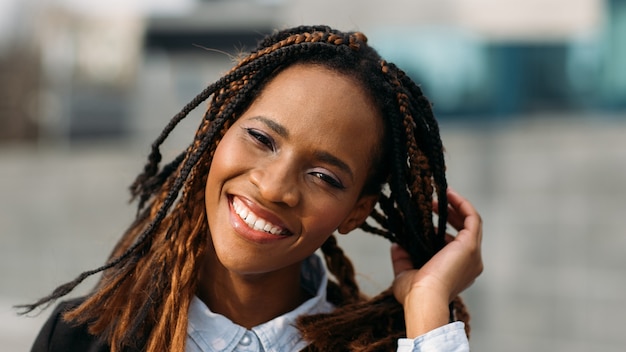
[382, 61, 438, 261]
[399, 73, 449, 243]
[400, 71, 448, 242]
[320, 235, 362, 305]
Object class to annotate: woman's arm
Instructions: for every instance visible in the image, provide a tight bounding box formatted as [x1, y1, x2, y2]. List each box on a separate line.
[392, 188, 483, 338]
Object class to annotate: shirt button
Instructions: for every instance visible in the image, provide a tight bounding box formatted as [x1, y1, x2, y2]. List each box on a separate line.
[240, 332, 252, 346]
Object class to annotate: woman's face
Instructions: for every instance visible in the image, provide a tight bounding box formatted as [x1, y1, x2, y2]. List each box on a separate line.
[204, 64, 382, 276]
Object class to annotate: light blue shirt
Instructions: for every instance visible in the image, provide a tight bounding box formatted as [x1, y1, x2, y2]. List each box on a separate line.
[186, 255, 469, 352]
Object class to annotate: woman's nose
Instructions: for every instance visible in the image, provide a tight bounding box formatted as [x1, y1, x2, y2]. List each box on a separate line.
[249, 160, 300, 207]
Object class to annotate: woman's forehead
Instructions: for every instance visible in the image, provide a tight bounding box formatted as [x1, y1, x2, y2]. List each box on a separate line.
[247, 64, 381, 136]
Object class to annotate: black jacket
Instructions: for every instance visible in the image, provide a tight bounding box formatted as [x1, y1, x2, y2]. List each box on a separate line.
[31, 299, 129, 352]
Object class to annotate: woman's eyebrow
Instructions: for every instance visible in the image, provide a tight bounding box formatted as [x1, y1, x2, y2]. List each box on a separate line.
[315, 151, 354, 181]
[251, 116, 289, 138]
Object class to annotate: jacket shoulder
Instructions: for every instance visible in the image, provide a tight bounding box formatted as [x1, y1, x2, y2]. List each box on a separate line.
[31, 297, 109, 352]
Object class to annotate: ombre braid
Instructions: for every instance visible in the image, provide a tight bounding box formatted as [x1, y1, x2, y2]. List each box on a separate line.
[20, 25, 470, 351]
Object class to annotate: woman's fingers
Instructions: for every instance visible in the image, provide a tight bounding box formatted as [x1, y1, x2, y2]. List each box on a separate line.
[392, 188, 483, 305]
[448, 188, 480, 223]
[430, 188, 484, 298]
[392, 189, 483, 338]
[434, 188, 482, 240]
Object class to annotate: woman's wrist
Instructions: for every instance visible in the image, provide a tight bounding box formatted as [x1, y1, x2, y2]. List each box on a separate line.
[403, 288, 450, 338]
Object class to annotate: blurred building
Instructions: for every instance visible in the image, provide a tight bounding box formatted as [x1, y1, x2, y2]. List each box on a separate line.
[1, 0, 624, 140]
[366, 0, 625, 116]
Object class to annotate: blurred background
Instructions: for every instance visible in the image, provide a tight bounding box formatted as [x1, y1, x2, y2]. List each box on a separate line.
[1, 0, 625, 351]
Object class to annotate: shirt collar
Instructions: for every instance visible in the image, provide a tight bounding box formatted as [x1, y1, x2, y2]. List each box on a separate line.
[186, 254, 334, 352]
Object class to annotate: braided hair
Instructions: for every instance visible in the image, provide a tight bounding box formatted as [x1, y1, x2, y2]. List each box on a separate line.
[19, 25, 469, 351]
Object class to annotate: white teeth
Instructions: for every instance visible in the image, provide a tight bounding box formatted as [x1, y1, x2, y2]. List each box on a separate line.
[246, 212, 257, 225]
[239, 208, 249, 221]
[253, 219, 265, 231]
[232, 198, 286, 236]
[269, 227, 280, 235]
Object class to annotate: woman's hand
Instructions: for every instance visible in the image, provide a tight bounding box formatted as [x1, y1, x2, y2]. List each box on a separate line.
[391, 188, 483, 338]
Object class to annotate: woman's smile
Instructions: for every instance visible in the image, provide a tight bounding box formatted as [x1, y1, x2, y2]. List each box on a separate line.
[229, 195, 294, 243]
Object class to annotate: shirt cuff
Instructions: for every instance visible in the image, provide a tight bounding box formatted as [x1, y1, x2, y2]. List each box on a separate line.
[397, 322, 469, 352]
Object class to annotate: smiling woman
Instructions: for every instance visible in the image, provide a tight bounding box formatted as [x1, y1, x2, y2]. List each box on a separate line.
[20, 25, 483, 352]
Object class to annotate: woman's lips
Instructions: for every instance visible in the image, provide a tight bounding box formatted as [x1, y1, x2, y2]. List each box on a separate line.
[228, 196, 293, 243]
[232, 196, 290, 235]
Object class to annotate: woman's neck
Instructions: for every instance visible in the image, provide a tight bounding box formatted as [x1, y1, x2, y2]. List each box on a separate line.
[196, 249, 310, 329]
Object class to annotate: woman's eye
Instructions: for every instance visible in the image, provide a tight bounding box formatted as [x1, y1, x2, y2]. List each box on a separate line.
[310, 171, 345, 190]
[246, 128, 275, 151]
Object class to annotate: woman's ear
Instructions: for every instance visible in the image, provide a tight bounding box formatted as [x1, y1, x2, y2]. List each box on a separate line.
[337, 194, 378, 234]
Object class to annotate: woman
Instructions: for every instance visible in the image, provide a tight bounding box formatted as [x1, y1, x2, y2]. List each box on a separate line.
[23, 25, 483, 351]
